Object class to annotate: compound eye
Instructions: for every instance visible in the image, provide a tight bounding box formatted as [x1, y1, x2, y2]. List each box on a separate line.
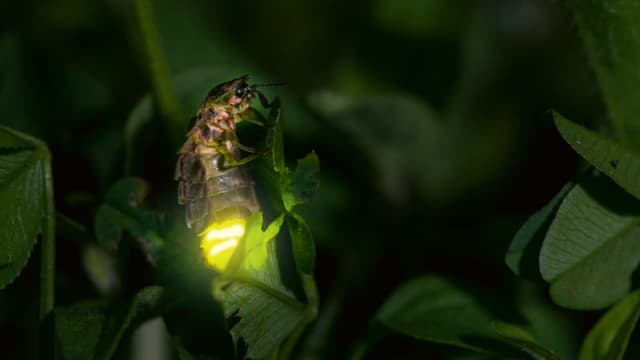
[235, 86, 247, 98]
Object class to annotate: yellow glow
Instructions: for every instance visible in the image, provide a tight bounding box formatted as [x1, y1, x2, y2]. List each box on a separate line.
[204, 223, 245, 241]
[200, 218, 246, 271]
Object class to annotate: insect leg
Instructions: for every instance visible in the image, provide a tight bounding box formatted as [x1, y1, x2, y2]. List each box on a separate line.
[255, 91, 273, 109]
[237, 143, 257, 153]
[223, 154, 262, 167]
[241, 107, 268, 127]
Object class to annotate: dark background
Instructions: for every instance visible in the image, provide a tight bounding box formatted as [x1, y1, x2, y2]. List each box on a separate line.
[0, 0, 627, 358]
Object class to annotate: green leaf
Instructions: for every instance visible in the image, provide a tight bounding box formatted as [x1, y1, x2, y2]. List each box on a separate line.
[540, 174, 640, 309]
[553, 112, 640, 201]
[94, 177, 164, 254]
[565, 0, 640, 148]
[94, 286, 165, 360]
[0, 126, 52, 289]
[281, 151, 319, 212]
[214, 212, 308, 359]
[580, 289, 640, 360]
[505, 181, 575, 282]
[286, 213, 315, 275]
[516, 284, 580, 360]
[55, 301, 107, 360]
[492, 322, 562, 360]
[375, 275, 559, 359]
[372, 0, 469, 37]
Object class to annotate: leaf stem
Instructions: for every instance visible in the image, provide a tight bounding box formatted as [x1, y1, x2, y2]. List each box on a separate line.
[39, 153, 56, 359]
[132, 0, 182, 141]
[40, 154, 55, 319]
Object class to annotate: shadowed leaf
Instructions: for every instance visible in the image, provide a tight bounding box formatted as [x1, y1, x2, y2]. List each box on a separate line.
[375, 275, 559, 359]
[506, 181, 575, 282]
[554, 112, 640, 201]
[565, 0, 640, 148]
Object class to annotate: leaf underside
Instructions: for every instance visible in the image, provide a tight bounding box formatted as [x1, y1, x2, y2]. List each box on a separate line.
[540, 174, 640, 309]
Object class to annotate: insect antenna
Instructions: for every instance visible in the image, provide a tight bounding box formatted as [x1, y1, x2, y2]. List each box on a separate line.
[252, 81, 287, 89]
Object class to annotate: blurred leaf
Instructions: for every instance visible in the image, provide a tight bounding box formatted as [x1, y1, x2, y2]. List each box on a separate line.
[214, 212, 309, 359]
[506, 181, 575, 282]
[540, 174, 640, 309]
[0, 39, 43, 136]
[565, 0, 640, 148]
[82, 244, 120, 297]
[309, 91, 516, 205]
[579, 289, 640, 360]
[281, 151, 319, 212]
[375, 275, 559, 359]
[152, 0, 321, 140]
[309, 91, 442, 203]
[492, 322, 561, 359]
[372, 0, 469, 37]
[94, 177, 164, 255]
[0, 126, 51, 289]
[554, 112, 640, 200]
[152, 0, 245, 74]
[55, 301, 107, 360]
[94, 286, 165, 360]
[517, 285, 580, 360]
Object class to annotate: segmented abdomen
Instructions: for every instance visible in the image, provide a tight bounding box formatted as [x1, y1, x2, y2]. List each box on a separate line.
[175, 142, 259, 233]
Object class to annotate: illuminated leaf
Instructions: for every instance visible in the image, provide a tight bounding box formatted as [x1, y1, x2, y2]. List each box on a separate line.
[94, 177, 164, 255]
[0, 125, 52, 289]
[375, 275, 559, 358]
[214, 212, 308, 359]
[564, 0, 640, 149]
[540, 174, 640, 309]
[579, 289, 640, 360]
[553, 112, 640, 200]
[280, 152, 319, 275]
[505, 181, 575, 282]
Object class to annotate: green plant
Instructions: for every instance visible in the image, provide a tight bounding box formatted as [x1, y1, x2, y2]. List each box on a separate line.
[3, 0, 640, 359]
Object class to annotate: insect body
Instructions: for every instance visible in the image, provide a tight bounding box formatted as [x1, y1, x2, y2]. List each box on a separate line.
[175, 75, 271, 270]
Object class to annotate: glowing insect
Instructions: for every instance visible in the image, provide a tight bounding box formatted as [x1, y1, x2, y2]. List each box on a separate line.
[174, 75, 275, 270]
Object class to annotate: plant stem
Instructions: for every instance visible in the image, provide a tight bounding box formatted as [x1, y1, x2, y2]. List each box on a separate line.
[133, 0, 182, 141]
[40, 155, 55, 319]
[39, 153, 56, 359]
[278, 274, 318, 360]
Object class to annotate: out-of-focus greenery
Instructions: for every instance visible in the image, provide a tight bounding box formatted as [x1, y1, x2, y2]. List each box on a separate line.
[2, 0, 640, 359]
